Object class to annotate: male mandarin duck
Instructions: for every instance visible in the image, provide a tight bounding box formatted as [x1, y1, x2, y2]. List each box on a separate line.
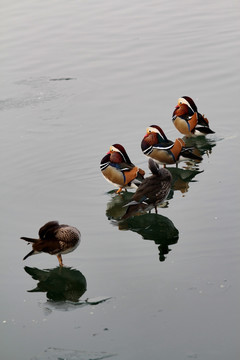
[21, 221, 81, 267]
[100, 144, 145, 193]
[172, 96, 215, 136]
[141, 125, 202, 165]
[122, 159, 172, 218]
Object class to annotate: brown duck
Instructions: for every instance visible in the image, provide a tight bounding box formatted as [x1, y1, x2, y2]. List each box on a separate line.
[122, 159, 172, 218]
[21, 221, 81, 267]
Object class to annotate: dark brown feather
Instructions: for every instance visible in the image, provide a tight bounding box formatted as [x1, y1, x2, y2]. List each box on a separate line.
[21, 221, 80, 264]
[122, 159, 172, 218]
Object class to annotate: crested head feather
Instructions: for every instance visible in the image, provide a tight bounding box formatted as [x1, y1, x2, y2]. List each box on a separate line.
[147, 125, 168, 141]
[178, 96, 197, 113]
[110, 144, 132, 164]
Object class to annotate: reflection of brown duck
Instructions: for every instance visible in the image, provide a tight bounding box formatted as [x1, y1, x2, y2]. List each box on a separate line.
[24, 266, 87, 302]
[122, 159, 172, 218]
[141, 125, 202, 165]
[21, 221, 81, 267]
[100, 144, 145, 193]
[106, 190, 134, 221]
[172, 96, 214, 136]
[120, 213, 179, 262]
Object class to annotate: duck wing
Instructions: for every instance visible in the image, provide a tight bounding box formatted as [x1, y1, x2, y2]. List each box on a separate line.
[152, 139, 174, 150]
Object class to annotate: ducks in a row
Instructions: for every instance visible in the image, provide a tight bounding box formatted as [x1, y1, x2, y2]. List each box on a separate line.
[100, 127, 201, 193]
[101, 96, 214, 194]
[21, 97, 214, 267]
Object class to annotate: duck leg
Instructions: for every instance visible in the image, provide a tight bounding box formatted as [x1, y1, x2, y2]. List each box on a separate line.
[57, 254, 63, 267]
[116, 187, 123, 194]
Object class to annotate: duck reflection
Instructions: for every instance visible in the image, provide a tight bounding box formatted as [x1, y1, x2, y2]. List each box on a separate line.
[120, 213, 179, 262]
[183, 135, 216, 157]
[167, 166, 203, 194]
[106, 189, 172, 221]
[106, 190, 135, 222]
[106, 166, 203, 215]
[166, 135, 216, 194]
[24, 266, 87, 302]
[106, 194, 178, 261]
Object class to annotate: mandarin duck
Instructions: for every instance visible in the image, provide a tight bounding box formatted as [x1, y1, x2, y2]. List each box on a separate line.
[122, 159, 172, 218]
[100, 143, 145, 193]
[172, 96, 214, 136]
[141, 125, 202, 166]
[21, 221, 81, 267]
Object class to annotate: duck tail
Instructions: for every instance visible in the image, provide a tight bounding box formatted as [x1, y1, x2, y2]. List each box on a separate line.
[134, 167, 145, 184]
[148, 158, 159, 175]
[137, 168, 145, 176]
[195, 126, 215, 134]
[23, 249, 35, 261]
[181, 148, 202, 161]
[20, 237, 38, 243]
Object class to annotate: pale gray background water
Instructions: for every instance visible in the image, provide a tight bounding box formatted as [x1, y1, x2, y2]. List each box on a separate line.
[1, 0, 240, 359]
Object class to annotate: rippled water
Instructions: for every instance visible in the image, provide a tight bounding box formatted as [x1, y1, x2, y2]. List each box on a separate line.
[1, 0, 240, 359]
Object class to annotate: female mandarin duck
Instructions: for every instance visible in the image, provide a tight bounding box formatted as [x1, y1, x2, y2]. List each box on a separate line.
[21, 221, 81, 267]
[172, 96, 214, 136]
[122, 159, 172, 218]
[141, 125, 202, 166]
[100, 143, 145, 193]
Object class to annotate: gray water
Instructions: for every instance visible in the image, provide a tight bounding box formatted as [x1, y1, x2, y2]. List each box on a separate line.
[1, 0, 240, 359]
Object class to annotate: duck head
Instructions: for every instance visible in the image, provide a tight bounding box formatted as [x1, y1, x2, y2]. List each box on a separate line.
[108, 144, 132, 164]
[174, 96, 198, 116]
[142, 125, 168, 146]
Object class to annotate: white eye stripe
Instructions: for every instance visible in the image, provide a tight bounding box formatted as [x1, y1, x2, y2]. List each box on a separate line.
[111, 146, 119, 152]
[147, 127, 159, 134]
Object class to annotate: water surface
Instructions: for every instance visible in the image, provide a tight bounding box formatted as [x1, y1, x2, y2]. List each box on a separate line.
[1, 1, 240, 359]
